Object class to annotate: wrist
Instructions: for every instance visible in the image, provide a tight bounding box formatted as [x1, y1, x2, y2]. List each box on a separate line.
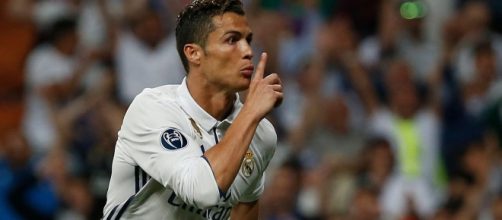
[239, 105, 262, 125]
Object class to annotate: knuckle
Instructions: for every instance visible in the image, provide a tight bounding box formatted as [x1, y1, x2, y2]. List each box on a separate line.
[267, 73, 277, 79]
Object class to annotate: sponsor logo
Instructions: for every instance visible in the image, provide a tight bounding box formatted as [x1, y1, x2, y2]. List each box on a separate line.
[168, 192, 232, 220]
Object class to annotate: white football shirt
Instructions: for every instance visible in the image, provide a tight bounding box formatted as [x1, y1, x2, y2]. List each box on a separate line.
[103, 78, 277, 220]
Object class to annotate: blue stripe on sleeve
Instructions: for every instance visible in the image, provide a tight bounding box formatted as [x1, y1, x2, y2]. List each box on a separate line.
[114, 196, 134, 220]
[141, 169, 147, 187]
[134, 166, 140, 193]
[201, 155, 226, 198]
[105, 205, 119, 220]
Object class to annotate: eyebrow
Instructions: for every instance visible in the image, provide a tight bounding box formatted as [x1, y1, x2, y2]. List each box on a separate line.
[222, 30, 253, 40]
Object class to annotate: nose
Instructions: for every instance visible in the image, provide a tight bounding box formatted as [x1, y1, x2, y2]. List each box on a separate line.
[241, 41, 253, 60]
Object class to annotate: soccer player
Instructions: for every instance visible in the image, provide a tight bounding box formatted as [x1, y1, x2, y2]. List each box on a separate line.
[102, 0, 283, 219]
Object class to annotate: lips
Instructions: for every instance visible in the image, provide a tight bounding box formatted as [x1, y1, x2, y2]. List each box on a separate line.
[241, 66, 254, 78]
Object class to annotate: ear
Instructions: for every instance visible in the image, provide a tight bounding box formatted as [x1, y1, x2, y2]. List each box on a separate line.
[184, 44, 203, 67]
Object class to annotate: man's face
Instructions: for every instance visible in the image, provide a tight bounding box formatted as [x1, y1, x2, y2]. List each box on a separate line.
[199, 12, 254, 92]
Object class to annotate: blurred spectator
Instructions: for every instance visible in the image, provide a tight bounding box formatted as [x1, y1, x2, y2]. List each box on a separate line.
[463, 39, 501, 116]
[422, 0, 455, 43]
[22, 16, 100, 155]
[7, 0, 78, 31]
[346, 187, 382, 220]
[0, 130, 59, 220]
[56, 177, 94, 220]
[320, 137, 393, 218]
[350, 57, 444, 218]
[359, 0, 440, 83]
[357, 137, 395, 193]
[276, 58, 324, 145]
[261, 157, 305, 220]
[460, 139, 502, 219]
[453, 1, 502, 86]
[278, 1, 323, 77]
[436, 138, 502, 219]
[333, 0, 381, 38]
[436, 32, 500, 178]
[358, 0, 401, 72]
[106, 6, 185, 105]
[304, 96, 366, 158]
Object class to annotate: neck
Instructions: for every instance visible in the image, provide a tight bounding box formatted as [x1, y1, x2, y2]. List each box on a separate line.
[186, 73, 236, 121]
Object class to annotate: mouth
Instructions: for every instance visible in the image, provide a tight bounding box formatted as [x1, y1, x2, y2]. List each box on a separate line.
[240, 66, 254, 78]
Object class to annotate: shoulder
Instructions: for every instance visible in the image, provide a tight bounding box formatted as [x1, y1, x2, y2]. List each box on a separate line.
[26, 45, 73, 85]
[254, 118, 277, 159]
[26, 45, 57, 69]
[27, 44, 51, 59]
[130, 85, 177, 107]
[256, 118, 277, 140]
[122, 85, 186, 131]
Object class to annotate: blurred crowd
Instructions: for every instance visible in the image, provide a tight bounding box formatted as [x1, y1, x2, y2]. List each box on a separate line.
[1, 0, 502, 219]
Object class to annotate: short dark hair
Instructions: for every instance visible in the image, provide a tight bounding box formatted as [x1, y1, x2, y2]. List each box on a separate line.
[175, 0, 245, 72]
[48, 16, 77, 44]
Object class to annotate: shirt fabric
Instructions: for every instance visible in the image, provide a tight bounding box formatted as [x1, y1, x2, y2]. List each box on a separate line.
[103, 78, 277, 220]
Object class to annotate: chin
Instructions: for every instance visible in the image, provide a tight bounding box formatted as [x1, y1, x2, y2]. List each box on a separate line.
[235, 83, 250, 92]
[232, 80, 251, 92]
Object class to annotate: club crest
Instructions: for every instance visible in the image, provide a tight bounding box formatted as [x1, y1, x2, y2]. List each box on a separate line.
[241, 150, 255, 177]
[161, 128, 188, 150]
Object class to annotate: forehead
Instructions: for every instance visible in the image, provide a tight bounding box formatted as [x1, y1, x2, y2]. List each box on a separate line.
[210, 12, 251, 35]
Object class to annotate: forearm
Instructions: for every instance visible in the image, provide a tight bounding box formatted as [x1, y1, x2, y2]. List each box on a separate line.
[203, 52, 282, 193]
[204, 107, 260, 192]
[230, 201, 259, 220]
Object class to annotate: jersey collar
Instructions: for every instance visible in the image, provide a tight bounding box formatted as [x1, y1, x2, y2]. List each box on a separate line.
[177, 78, 243, 132]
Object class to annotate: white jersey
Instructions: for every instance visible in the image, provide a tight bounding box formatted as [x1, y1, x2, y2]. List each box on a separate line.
[103, 78, 277, 220]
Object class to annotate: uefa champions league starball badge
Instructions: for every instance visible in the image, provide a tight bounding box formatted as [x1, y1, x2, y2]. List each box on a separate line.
[241, 150, 255, 177]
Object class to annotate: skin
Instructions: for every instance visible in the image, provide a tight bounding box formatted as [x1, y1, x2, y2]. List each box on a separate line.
[183, 12, 283, 219]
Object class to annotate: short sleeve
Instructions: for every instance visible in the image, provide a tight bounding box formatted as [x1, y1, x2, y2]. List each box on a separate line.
[238, 173, 265, 203]
[238, 119, 276, 203]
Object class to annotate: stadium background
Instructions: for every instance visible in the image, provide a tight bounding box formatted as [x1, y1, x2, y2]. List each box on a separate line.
[1, 0, 502, 219]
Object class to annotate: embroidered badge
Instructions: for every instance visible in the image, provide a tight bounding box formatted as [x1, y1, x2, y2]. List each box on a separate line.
[241, 150, 255, 177]
[161, 128, 188, 150]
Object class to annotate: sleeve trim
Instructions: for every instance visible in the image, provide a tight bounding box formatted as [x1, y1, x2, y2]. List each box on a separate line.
[200, 155, 226, 198]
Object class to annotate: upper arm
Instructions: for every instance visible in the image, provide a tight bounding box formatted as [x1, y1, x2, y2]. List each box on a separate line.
[118, 92, 220, 208]
[231, 200, 259, 220]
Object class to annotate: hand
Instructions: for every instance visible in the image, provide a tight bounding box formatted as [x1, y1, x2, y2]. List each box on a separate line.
[243, 53, 283, 120]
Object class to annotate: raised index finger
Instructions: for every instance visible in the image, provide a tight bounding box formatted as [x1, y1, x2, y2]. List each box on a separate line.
[254, 52, 267, 80]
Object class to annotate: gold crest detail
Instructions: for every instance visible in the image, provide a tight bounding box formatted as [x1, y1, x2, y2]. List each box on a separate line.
[189, 118, 202, 139]
[241, 150, 255, 177]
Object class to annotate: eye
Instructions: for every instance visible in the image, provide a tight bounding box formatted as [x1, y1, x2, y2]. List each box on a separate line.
[226, 36, 238, 44]
[246, 35, 252, 44]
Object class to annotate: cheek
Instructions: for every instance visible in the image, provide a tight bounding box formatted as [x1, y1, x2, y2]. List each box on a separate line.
[207, 49, 238, 76]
